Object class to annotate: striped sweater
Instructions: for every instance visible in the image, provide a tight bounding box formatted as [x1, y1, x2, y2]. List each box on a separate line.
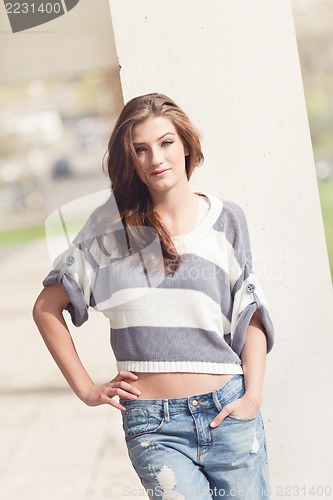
[43, 191, 274, 374]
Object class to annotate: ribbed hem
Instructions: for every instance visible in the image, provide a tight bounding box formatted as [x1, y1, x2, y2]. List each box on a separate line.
[172, 192, 223, 245]
[116, 360, 243, 374]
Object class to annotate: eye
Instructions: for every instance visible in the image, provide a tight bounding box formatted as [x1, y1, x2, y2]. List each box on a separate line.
[135, 146, 146, 155]
[162, 140, 173, 147]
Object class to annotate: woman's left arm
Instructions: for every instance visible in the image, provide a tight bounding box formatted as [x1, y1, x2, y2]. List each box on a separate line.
[210, 311, 267, 427]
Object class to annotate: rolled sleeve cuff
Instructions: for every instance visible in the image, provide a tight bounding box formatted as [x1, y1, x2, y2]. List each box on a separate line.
[43, 270, 89, 327]
[231, 301, 275, 357]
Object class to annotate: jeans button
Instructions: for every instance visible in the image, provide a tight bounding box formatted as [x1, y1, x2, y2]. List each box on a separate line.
[192, 399, 199, 407]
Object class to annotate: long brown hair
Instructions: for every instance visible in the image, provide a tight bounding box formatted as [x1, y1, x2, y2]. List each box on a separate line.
[103, 93, 204, 274]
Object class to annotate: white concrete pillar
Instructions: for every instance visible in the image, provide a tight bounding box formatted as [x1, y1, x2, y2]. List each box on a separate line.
[109, 0, 333, 493]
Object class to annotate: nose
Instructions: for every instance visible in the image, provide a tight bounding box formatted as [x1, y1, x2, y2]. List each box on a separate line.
[150, 147, 163, 167]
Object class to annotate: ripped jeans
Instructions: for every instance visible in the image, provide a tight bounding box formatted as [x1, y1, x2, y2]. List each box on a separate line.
[120, 374, 270, 499]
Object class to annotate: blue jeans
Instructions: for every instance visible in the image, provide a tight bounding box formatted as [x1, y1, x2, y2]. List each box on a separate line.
[120, 374, 270, 499]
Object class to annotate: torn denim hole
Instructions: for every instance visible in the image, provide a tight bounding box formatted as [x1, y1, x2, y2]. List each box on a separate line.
[251, 432, 260, 454]
[156, 464, 184, 499]
[139, 439, 161, 451]
[140, 439, 154, 448]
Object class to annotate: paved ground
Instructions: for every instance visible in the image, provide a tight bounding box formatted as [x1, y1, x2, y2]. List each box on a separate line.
[0, 238, 147, 500]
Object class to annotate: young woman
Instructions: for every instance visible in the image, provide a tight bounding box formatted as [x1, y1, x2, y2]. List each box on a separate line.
[33, 93, 274, 499]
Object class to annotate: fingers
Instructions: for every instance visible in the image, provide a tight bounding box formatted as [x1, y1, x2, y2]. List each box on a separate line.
[113, 370, 139, 382]
[100, 376, 142, 411]
[109, 379, 141, 397]
[97, 386, 137, 411]
[104, 396, 126, 411]
[210, 406, 232, 428]
[84, 371, 142, 410]
[110, 384, 141, 399]
[210, 396, 260, 428]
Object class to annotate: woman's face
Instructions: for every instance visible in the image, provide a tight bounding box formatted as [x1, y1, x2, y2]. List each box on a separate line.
[132, 116, 189, 198]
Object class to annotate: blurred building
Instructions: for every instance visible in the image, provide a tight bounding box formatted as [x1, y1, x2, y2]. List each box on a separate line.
[0, 0, 122, 231]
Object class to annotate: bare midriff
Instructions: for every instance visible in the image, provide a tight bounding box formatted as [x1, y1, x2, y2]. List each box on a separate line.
[130, 372, 236, 399]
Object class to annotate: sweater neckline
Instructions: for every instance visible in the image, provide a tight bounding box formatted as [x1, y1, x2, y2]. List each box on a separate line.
[172, 192, 222, 244]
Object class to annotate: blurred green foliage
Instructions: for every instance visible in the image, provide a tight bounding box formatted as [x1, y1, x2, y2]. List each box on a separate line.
[0, 224, 45, 247]
[318, 179, 333, 280]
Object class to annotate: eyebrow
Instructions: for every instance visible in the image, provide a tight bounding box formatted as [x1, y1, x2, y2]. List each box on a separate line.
[133, 132, 176, 145]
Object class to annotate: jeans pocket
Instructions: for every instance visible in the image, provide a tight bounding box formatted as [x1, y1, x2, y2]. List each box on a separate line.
[122, 407, 165, 440]
[215, 376, 258, 422]
[216, 379, 244, 410]
[226, 414, 258, 423]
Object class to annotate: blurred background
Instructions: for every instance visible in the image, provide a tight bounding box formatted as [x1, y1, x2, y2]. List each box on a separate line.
[291, 0, 333, 279]
[0, 0, 123, 256]
[0, 71, 122, 240]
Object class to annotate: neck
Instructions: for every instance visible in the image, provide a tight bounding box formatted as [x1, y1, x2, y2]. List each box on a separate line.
[149, 183, 201, 237]
[151, 184, 197, 215]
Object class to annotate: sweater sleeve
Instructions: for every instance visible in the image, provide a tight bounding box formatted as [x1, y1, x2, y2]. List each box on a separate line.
[224, 200, 275, 356]
[42, 237, 97, 327]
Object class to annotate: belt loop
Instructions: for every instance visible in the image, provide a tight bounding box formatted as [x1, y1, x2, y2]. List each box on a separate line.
[212, 389, 222, 412]
[163, 399, 170, 422]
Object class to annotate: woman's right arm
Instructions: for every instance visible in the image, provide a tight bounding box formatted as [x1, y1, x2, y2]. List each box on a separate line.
[32, 283, 141, 410]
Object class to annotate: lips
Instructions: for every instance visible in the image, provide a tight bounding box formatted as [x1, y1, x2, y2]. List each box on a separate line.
[151, 168, 170, 176]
